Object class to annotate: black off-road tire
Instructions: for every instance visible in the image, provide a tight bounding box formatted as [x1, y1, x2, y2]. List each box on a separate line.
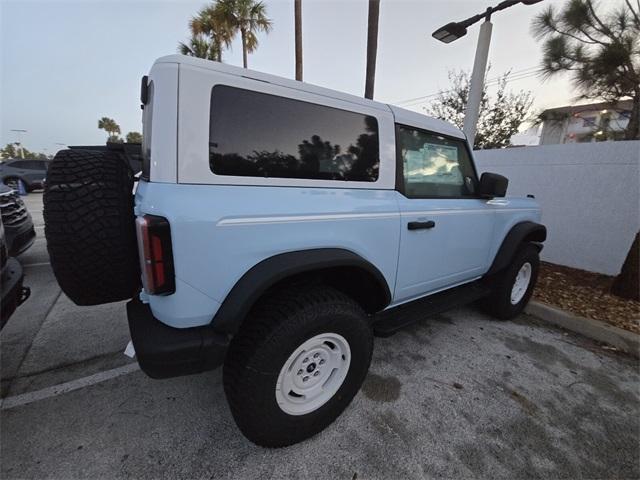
[43, 149, 140, 306]
[481, 243, 540, 320]
[223, 286, 373, 448]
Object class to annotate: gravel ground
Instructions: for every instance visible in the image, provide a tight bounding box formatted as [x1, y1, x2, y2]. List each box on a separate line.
[2, 194, 639, 479]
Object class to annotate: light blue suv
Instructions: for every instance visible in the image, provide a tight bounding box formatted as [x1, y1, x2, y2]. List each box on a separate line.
[43, 55, 546, 447]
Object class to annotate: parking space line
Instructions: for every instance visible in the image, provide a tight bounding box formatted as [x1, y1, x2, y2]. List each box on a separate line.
[1, 363, 140, 411]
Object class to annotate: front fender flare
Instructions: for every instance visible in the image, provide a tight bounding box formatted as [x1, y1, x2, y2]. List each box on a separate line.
[486, 221, 547, 275]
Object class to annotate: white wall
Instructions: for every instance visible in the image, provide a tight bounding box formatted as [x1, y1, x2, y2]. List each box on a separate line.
[474, 141, 640, 276]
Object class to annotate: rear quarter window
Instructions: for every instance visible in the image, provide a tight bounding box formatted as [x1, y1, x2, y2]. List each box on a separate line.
[209, 85, 380, 182]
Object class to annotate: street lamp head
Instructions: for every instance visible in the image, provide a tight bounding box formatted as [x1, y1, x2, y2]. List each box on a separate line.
[432, 22, 468, 43]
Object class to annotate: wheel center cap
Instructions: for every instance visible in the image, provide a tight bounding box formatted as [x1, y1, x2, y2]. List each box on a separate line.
[306, 363, 316, 373]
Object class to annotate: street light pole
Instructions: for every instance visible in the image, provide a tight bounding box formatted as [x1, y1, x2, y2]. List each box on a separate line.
[10, 129, 27, 159]
[463, 12, 493, 145]
[431, 0, 544, 148]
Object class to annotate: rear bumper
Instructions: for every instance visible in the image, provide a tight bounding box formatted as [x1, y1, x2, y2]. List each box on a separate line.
[126, 297, 230, 379]
[30, 180, 46, 190]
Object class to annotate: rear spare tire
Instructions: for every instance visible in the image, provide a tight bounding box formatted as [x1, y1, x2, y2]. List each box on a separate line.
[44, 149, 140, 305]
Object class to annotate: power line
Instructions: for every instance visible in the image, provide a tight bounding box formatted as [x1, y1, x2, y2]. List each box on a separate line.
[393, 66, 543, 107]
[397, 69, 541, 107]
[397, 67, 541, 106]
[397, 71, 541, 108]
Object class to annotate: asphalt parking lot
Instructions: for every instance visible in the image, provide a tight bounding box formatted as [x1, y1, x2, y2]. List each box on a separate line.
[1, 193, 639, 479]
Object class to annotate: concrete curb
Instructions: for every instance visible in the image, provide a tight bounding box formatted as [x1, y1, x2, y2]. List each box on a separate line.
[525, 301, 640, 358]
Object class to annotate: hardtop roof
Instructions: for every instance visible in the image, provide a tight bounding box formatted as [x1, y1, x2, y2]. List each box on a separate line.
[154, 55, 466, 140]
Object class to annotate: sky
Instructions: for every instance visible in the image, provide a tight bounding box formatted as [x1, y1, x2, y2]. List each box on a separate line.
[1, 0, 580, 153]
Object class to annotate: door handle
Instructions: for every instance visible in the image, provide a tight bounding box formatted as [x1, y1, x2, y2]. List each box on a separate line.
[408, 220, 435, 230]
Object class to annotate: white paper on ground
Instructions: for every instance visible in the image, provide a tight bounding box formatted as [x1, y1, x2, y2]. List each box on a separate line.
[124, 340, 136, 358]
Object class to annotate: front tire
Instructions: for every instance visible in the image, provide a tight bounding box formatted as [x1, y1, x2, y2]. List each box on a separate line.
[481, 243, 540, 320]
[223, 286, 373, 447]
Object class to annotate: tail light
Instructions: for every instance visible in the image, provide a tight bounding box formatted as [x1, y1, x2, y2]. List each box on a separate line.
[135, 215, 175, 295]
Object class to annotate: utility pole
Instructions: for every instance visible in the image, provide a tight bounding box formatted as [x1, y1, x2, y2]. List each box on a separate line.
[294, 0, 303, 81]
[364, 0, 380, 100]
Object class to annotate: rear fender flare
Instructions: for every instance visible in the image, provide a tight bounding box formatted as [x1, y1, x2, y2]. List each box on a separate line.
[211, 248, 392, 335]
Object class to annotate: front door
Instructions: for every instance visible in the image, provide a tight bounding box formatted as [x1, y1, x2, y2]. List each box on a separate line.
[393, 125, 495, 303]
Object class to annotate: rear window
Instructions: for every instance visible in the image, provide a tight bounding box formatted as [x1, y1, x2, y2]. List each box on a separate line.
[209, 85, 379, 182]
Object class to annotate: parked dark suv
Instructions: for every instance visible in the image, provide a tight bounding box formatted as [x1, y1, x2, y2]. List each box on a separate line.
[0, 158, 49, 191]
[0, 184, 36, 256]
[1, 217, 29, 328]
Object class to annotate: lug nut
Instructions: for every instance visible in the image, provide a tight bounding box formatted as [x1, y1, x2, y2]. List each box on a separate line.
[297, 369, 303, 375]
[313, 353, 320, 359]
[302, 358, 309, 363]
[314, 371, 320, 377]
[303, 376, 309, 382]
[319, 359, 325, 365]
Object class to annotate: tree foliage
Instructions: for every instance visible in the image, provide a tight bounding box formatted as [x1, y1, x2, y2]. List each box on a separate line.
[97, 118, 140, 144]
[179, 0, 272, 68]
[425, 69, 534, 150]
[532, 0, 640, 139]
[179, 34, 221, 61]
[98, 117, 121, 140]
[125, 131, 143, 143]
[213, 0, 272, 68]
[0, 143, 49, 160]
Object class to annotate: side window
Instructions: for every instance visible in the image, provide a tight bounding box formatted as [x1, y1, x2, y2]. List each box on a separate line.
[209, 85, 379, 182]
[396, 125, 477, 198]
[14, 160, 32, 169]
[22, 160, 44, 170]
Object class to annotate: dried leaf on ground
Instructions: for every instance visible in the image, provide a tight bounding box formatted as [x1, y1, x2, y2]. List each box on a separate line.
[533, 262, 640, 335]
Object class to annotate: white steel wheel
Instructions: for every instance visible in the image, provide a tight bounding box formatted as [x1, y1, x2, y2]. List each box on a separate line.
[510, 262, 532, 305]
[275, 333, 351, 416]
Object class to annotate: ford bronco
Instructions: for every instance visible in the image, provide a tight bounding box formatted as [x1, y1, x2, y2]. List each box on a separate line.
[43, 55, 546, 447]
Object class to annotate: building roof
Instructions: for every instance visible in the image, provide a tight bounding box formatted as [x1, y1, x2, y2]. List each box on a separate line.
[540, 99, 633, 116]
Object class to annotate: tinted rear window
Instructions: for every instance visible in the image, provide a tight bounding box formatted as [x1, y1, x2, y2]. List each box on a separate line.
[209, 85, 379, 182]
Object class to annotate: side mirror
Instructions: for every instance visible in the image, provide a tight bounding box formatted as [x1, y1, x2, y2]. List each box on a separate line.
[478, 172, 508, 198]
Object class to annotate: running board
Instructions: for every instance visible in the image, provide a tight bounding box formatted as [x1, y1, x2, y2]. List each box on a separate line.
[373, 281, 491, 337]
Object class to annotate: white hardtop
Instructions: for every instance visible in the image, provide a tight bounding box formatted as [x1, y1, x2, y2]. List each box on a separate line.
[153, 55, 466, 141]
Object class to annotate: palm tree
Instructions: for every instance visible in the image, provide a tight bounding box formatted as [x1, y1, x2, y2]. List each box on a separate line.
[179, 34, 220, 61]
[98, 117, 121, 140]
[214, 0, 273, 69]
[364, 0, 380, 99]
[190, 5, 234, 62]
[294, 0, 302, 81]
